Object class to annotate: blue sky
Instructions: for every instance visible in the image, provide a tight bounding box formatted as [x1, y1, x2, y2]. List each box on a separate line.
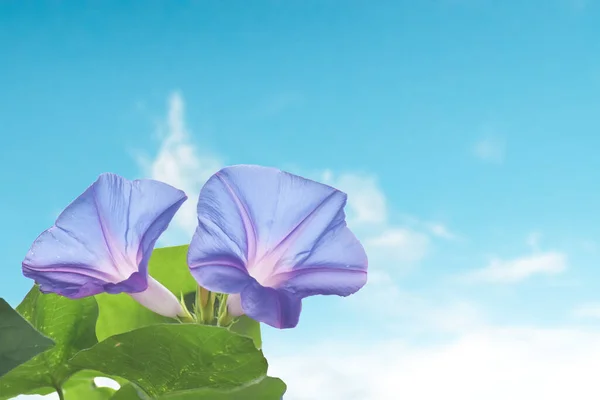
[3, 1, 600, 399]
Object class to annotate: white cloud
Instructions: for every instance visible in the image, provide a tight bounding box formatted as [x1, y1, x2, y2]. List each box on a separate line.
[416, 300, 485, 333]
[137, 91, 223, 243]
[399, 215, 462, 242]
[316, 170, 464, 325]
[317, 170, 450, 323]
[472, 135, 506, 164]
[463, 251, 567, 283]
[347, 269, 485, 335]
[266, 326, 600, 400]
[319, 170, 437, 275]
[426, 222, 459, 240]
[318, 170, 459, 265]
[21, 325, 600, 400]
[573, 303, 600, 319]
[320, 170, 387, 226]
[365, 228, 430, 263]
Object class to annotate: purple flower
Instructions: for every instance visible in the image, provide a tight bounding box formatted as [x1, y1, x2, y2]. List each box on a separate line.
[22, 173, 188, 318]
[187, 165, 368, 329]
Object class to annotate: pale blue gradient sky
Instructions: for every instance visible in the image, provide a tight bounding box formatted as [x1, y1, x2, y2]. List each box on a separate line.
[3, 1, 600, 399]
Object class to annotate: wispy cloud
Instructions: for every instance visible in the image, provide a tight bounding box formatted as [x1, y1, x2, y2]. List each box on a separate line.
[136, 91, 223, 244]
[425, 222, 460, 241]
[26, 323, 600, 400]
[463, 251, 567, 283]
[573, 303, 600, 319]
[320, 170, 388, 226]
[316, 170, 460, 286]
[317, 169, 464, 320]
[319, 169, 456, 247]
[396, 215, 461, 242]
[365, 228, 430, 263]
[472, 134, 506, 164]
[266, 326, 600, 400]
[347, 273, 485, 335]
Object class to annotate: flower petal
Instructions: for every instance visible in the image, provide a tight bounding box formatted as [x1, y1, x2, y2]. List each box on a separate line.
[275, 223, 368, 297]
[129, 276, 186, 318]
[188, 263, 253, 294]
[278, 266, 368, 299]
[226, 293, 244, 317]
[22, 173, 187, 298]
[239, 281, 302, 329]
[188, 165, 365, 285]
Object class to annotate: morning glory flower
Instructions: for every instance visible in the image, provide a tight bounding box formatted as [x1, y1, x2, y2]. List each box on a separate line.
[22, 173, 188, 318]
[187, 165, 368, 329]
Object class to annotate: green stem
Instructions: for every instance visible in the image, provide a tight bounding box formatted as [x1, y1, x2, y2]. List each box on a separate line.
[55, 386, 65, 400]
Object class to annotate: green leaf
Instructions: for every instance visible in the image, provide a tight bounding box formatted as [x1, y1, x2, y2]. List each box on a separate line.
[110, 378, 286, 400]
[145, 245, 197, 293]
[229, 316, 262, 349]
[62, 370, 118, 400]
[0, 298, 54, 377]
[95, 245, 196, 341]
[70, 324, 269, 397]
[110, 383, 151, 400]
[0, 286, 98, 399]
[94, 293, 169, 342]
[159, 377, 287, 400]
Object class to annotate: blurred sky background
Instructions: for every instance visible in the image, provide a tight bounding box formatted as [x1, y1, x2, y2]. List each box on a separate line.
[2, 1, 600, 399]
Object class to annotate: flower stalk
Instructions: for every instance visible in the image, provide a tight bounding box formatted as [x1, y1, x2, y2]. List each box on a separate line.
[176, 294, 196, 323]
[217, 294, 234, 327]
[196, 285, 216, 324]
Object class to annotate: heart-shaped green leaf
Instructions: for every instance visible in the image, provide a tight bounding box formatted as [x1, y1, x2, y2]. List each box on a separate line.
[70, 324, 269, 397]
[159, 377, 287, 399]
[229, 316, 262, 349]
[0, 298, 54, 378]
[62, 370, 118, 400]
[110, 383, 151, 400]
[0, 286, 98, 399]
